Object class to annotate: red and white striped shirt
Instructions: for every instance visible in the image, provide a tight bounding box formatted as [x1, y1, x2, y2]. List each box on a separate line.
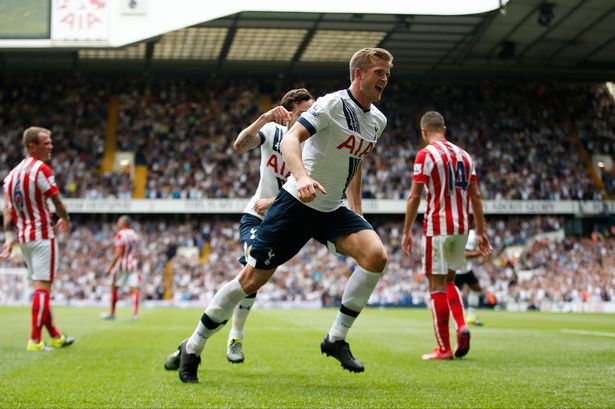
[113, 228, 139, 273]
[3, 157, 60, 243]
[412, 140, 478, 237]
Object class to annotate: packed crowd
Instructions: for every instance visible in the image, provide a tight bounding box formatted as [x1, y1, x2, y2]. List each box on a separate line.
[1, 216, 612, 310]
[0, 79, 124, 198]
[1, 78, 612, 200]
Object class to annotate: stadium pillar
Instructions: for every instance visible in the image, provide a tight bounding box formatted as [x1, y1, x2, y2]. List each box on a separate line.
[132, 165, 148, 198]
[101, 95, 119, 173]
[199, 242, 211, 264]
[260, 95, 272, 112]
[163, 260, 173, 300]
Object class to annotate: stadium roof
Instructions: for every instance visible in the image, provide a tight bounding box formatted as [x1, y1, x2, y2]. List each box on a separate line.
[1, 0, 613, 80]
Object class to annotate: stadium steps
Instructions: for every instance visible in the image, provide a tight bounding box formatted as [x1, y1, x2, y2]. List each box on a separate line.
[101, 95, 118, 173]
[553, 99, 609, 199]
[200, 242, 211, 264]
[132, 165, 147, 198]
[163, 260, 173, 300]
[260, 95, 272, 112]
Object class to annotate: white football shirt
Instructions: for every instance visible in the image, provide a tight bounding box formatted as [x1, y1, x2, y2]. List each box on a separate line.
[283, 89, 387, 212]
[243, 122, 289, 219]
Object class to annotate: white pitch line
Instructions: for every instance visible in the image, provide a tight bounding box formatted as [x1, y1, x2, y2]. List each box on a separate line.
[561, 329, 615, 338]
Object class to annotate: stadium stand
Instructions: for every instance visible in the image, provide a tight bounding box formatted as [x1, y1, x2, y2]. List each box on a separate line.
[1, 78, 611, 200]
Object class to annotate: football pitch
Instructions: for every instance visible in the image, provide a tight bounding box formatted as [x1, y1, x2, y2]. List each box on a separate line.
[0, 307, 614, 408]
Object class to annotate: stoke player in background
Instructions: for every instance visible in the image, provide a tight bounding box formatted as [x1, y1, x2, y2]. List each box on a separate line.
[101, 215, 140, 321]
[163, 89, 314, 369]
[1, 126, 75, 351]
[402, 111, 492, 360]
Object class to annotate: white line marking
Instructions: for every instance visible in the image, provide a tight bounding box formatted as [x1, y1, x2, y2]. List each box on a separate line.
[561, 329, 615, 338]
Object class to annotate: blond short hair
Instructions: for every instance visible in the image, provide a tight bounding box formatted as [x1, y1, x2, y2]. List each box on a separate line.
[349, 48, 394, 81]
[23, 126, 51, 148]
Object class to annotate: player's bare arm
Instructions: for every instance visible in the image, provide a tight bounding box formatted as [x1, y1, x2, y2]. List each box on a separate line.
[50, 193, 70, 233]
[464, 249, 484, 259]
[345, 162, 364, 216]
[281, 122, 326, 203]
[105, 246, 124, 276]
[402, 182, 423, 256]
[469, 183, 492, 256]
[0, 192, 15, 259]
[233, 106, 291, 154]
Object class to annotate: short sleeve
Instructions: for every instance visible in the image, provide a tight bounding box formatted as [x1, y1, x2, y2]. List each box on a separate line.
[412, 149, 431, 184]
[37, 164, 59, 198]
[114, 232, 125, 248]
[256, 131, 266, 146]
[297, 96, 334, 136]
[258, 122, 278, 145]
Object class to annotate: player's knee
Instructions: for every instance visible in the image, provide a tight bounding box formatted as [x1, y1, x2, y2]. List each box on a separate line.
[239, 275, 263, 294]
[238, 267, 273, 294]
[365, 246, 388, 272]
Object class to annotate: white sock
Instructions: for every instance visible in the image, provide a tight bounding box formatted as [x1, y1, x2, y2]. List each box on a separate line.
[467, 290, 480, 318]
[186, 278, 247, 355]
[228, 294, 257, 340]
[329, 266, 381, 341]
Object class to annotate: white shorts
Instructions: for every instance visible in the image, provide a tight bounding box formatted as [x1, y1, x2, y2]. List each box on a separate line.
[112, 270, 140, 288]
[20, 238, 59, 282]
[422, 234, 468, 276]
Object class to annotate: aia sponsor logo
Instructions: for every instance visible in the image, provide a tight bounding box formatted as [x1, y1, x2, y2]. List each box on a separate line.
[266, 154, 291, 179]
[336, 134, 374, 159]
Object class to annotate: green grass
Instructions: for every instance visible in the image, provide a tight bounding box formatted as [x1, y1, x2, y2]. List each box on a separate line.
[1, 307, 614, 408]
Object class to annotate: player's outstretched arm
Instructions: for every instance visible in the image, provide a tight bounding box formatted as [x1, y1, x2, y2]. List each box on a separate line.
[402, 182, 423, 256]
[281, 121, 326, 203]
[469, 184, 492, 256]
[233, 106, 291, 154]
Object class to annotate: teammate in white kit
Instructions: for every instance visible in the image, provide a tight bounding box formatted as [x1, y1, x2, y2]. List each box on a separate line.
[1, 126, 74, 351]
[101, 215, 141, 321]
[163, 89, 314, 369]
[226, 88, 314, 362]
[171, 48, 394, 383]
[402, 111, 492, 360]
[455, 229, 485, 326]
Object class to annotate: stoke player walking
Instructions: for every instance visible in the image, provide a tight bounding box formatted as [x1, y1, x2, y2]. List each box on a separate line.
[1, 126, 74, 351]
[402, 111, 491, 360]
